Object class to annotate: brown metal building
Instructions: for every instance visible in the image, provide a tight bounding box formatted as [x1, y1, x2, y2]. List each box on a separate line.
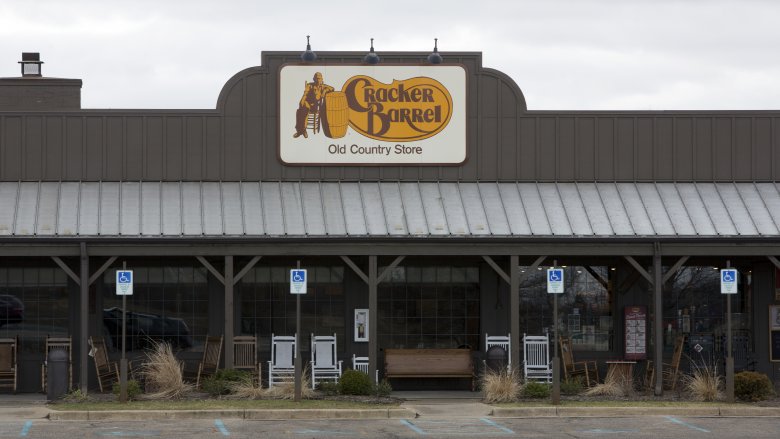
[1, 50, 779, 394]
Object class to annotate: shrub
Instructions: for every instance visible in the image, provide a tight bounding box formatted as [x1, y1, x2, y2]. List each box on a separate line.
[138, 341, 194, 399]
[339, 369, 373, 395]
[228, 375, 264, 399]
[374, 379, 393, 397]
[62, 388, 88, 402]
[317, 381, 340, 396]
[112, 380, 142, 401]
[735, 371, 775, 402]
[560, 377, 584, 395]
[481, 368, 521, 403]
[264, 364, 315, 400]
[201, 369, 252, 396]
[522, 381, 551, 399]
[683, 362, 722, 402]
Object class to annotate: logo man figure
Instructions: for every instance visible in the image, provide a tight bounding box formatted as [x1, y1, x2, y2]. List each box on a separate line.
[293, 72, 334, 139]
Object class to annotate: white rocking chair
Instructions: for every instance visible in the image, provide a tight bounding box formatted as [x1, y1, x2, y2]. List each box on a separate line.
[351, 354, 378, 383]
[485, 333, 511, 371]
[523, 333, 552, 382]
[311, 333, 342, 389]
[267, 334, 296, 388]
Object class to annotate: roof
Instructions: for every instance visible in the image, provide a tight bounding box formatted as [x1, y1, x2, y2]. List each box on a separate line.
[0, 181, 777, 238]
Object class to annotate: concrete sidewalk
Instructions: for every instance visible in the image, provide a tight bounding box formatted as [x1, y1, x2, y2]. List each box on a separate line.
[4, 392, 780, 420]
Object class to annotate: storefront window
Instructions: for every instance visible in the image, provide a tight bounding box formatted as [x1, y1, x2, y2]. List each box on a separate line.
[239, 266, 345, 353]
[662, 266, 751, 365]
[378, 266, 480, 350]
[0, 267, 70, 354]
[103, 266, 209, 353]
[519, 266, 612, 352]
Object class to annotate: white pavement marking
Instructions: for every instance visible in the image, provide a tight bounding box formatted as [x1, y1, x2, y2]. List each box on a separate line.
[664, 416, 710, 433]
[401, 418, 514, 436]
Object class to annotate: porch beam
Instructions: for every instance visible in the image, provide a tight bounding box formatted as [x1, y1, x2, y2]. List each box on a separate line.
[510, 255, 520, 368]
[52, 256, 80, 286]
[368, 256, 378, 381]
[767, 255, 780, 271]
[653, 244, 663, 396]
[196, 256, 225, 285]
[662, 256, 690, 283]
[482, 255, 510, 284]
[88, 256, 118, 286]
[624, 256, 653, 283]
[377, 256, 406, 284]
[341, 255, 369, 284]
[233, 256, 262, 286]
[517, 256, 547, 284]
[224, 256, 234, 370]
[584, 266, 609, 290]
[79, 243, 89, 393]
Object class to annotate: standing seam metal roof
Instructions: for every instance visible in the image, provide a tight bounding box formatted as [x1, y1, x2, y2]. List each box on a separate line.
[0, 181, 778, 238]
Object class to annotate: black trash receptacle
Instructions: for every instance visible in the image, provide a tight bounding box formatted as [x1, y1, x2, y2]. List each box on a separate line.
[47, 348, 69, 401]
[485, 345, 509, 373]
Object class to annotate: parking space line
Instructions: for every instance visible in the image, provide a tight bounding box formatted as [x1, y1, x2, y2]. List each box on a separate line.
[400, 420, 428, 435]
[214, 419, 230, 436]
[664, 416, 710, 433]
[401, 418, 515, 436]
[19, 421, 32, 437]
[480, 418, 514, 434]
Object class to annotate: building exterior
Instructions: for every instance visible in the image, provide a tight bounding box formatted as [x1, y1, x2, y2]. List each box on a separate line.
[1, 50, 779, 393]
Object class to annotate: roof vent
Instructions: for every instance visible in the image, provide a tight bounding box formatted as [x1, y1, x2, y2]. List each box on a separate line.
[19, 52, 43, 77]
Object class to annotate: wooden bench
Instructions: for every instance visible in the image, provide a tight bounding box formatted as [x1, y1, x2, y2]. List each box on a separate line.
[384, 349, 474, 390]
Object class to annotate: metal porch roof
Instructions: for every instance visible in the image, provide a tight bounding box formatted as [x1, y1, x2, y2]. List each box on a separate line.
[0, 181, 777, 238]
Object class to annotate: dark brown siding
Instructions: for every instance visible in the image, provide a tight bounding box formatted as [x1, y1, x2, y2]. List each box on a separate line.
[0, 52, 778, 182]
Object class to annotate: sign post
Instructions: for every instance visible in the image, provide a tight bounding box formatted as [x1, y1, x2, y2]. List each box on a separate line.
[547, 260, 564, 405]
[721, 262, 737, 403]
[115, 263, 133, 404]
[290, 262, 307, 402]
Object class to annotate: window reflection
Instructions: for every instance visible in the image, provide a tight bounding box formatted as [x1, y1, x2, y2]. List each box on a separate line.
[519, 266, 612, 352]
[662, 266, 751, 366]
[378, 266, 480, 350]
[0, 267, 70, 354]
[239, 266, 345, 354]
[103, 266, 208, 353]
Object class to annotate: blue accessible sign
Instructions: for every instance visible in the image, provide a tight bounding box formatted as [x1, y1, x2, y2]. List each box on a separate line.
[720, 268, 738, 294]
[116, 270, 133, 295]
[290, 269, 307, 294]
[547, 268, 564, 294]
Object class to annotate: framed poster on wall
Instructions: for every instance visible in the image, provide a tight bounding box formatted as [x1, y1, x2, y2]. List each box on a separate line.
[354, 309, 368, 342]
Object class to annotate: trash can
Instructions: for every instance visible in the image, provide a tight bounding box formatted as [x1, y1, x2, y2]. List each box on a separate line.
[485, 345, 509, 373]
[47, 348, 69, 401]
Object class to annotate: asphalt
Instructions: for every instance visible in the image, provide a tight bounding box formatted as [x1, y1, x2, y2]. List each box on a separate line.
[2, 392, 780, 421]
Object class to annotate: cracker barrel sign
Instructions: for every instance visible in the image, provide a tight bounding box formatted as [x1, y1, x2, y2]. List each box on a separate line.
[279, 65, 466, 165]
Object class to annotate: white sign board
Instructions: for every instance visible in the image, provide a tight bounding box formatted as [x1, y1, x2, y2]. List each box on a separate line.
[279, 65, 467, 165]
[547, 268, 564, 294]
[116, 270, 133, 296]
[290, 269, 307, 294]
[720, 268, 738, 294]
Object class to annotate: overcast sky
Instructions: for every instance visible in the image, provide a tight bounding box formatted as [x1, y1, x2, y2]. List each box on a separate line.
[2, 0, 778, 110]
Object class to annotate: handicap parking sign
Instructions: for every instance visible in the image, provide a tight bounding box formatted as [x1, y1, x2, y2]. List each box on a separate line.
[290, 269, 307, 294]
[116, 270, 133, 295]
[720, 268, 738, 294]
[547, 268, 564, 294]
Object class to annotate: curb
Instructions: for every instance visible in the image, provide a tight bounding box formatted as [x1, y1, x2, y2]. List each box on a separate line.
[48, 408, 416, 421]
[491, 406, 780, 418]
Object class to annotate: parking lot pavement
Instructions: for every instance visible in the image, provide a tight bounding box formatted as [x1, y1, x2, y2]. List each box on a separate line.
[7, 416, 780, 438]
